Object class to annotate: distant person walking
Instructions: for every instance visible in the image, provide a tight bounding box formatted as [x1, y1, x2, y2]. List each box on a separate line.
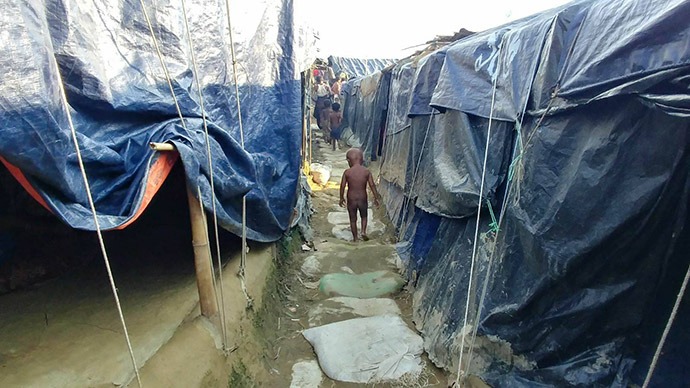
[329, 102, 343, 150]
[319, 98, 333, 142]
[331, 77, 343, 102]
[313, 75, 331, 121]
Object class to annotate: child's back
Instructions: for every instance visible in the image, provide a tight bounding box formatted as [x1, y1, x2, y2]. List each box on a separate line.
[343, 164, 369, 203]
[329, 109, 342, 129]
[329, 106, 343, 150]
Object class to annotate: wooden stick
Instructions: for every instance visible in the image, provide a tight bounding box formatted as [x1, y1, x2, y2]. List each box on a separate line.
[149, 142, 175, 151]
[186, 184, 218, 317]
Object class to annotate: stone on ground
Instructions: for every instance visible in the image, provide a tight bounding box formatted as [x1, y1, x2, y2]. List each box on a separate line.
[307, 296, 402, 327]
[319, 270, 405, 298]
[331, 224, 385, 241]
[289, 360, 323, 388]
[327, 210, 385, 241]
[303, 243, 398, 276]
[326, 209, 373, 225]
[300, 255, 321, 279]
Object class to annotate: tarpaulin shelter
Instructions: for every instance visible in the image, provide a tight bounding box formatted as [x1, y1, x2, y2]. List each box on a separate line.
[328, 55, 396, 79]
[339, 70, 391, 162]
[0, 0, 316, 243]
[345, 0, 690, 386]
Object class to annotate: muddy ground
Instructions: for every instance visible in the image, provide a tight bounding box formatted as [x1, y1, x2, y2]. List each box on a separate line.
[238, 130, 450, 387]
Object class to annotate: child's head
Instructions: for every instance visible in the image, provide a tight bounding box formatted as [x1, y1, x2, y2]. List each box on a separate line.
[315, 75, 322, 84]
[323, 99, 332, 107]
[332, 102, 340, 112]
[345, 148, 364, 167]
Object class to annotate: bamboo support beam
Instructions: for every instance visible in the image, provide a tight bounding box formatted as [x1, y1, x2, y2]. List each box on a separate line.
[150, 141, 217, 317]
[186, 185, 218, 317]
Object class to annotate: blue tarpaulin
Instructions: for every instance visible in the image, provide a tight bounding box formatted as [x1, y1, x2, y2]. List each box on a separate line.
[0, 0, 316, 242]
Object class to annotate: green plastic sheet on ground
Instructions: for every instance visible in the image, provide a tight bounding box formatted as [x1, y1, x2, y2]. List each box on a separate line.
[319, 271, 405, 298]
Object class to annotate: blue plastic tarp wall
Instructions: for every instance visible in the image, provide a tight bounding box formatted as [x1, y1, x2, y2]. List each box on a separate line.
[375, 0, 690, 386]
[0, 0, 316, 242]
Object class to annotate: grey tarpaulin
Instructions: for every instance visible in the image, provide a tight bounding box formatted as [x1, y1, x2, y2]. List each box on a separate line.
[364, 0, 690, 386]
[340, 70, 392, 161]
[328, 55, 396, 79]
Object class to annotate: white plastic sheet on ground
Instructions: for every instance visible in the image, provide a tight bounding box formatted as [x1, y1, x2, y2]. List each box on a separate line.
[302, 315, 424, 383]
[310, 163, 332, 186]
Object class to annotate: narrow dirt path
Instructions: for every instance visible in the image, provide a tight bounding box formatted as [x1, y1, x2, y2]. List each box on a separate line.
[255, 130, 447, 387]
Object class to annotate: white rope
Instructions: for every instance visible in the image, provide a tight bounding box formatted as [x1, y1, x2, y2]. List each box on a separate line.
[398, 111, 435, 240]
[179, 0, 229, 352]
[465, 97, 556, 365]
[454, 54, 501, 388]
[137, 0, 188, 133]
[642, 263, 690, 388]
[224, 0, 253, 307]
[52, 48, 142, 387]
[458, 18, 584, 384]
[463, 38, 542, 376]
[225, 0, 244, 149]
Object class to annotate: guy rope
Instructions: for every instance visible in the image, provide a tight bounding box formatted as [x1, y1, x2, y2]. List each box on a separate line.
[454, 36, 502, 387]
[224, 0, 254, 308]
[179, 0, 230, 352]
[52, 30, 143, 388]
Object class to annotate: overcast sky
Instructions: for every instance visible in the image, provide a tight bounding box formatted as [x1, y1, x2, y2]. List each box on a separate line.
[300, 0, 573, 59]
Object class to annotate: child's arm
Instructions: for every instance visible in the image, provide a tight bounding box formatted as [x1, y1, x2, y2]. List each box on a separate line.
[339, 172, 347, 207]
[367, 172, 380, 207]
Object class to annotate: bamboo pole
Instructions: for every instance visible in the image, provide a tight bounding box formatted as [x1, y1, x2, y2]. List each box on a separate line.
[149, 142, 175, 151]
[151, 143, 217, 317]
[186, 185, 218, 317]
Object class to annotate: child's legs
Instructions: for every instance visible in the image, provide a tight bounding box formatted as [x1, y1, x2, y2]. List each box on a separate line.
[358, 201, 368, 236]
[346, 202, 359, 241]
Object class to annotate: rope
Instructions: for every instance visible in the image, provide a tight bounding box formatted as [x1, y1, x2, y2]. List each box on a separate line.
[224, 0, 253, 307]
[398, 111, 435, 239]
[461, 35, 547, 372]
[642, 263, 690, 388]
[179, 0, 229, 352]
[462, 90, 557, 383]
[137, 0, 188, 133]
[52, 48, 142, 387]
[486, 199, 499, 234]
[459, 17, 582, 383]
[454, 57, 500, 387]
